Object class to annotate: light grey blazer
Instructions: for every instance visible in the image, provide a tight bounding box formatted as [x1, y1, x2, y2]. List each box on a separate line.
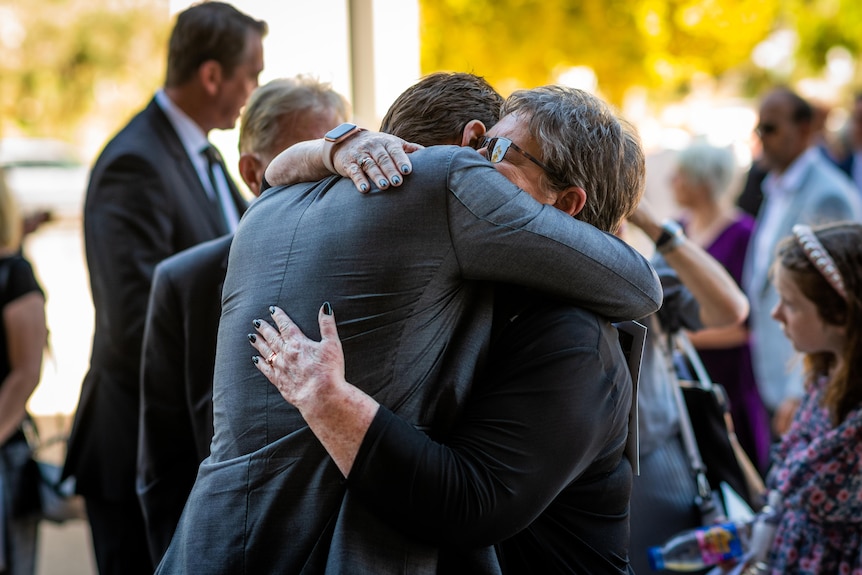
[156, 146, 662, 575]
[743, 151, 862, 411]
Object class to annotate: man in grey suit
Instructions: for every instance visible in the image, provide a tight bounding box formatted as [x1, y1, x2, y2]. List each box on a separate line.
[744, 86, 862, 436]
[137, 77, 347, 565]
[62, 4, 266, 574]
[158, 76, 661, 574]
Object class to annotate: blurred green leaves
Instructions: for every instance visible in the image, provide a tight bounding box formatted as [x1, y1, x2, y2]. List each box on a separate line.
[0, 0, 169, 147]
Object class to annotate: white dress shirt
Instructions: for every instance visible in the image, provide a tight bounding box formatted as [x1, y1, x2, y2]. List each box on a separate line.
[154, 90, 238, 232]
[749, 147, 818, 289]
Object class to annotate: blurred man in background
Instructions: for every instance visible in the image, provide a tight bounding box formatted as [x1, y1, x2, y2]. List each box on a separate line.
[744, 86, 862, 437]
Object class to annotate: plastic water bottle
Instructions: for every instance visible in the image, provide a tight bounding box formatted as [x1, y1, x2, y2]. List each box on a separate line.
[743, 490, 782, 573]
[647, 521, 748, 572]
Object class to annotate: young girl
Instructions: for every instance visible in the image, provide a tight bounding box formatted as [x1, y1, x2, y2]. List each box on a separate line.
[763, 221, 862, 573]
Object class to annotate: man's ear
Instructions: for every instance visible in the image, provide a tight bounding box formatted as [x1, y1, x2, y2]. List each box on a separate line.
[554, 186, 587, 216]
[198, 60, 222, 97]
[238, 153, 263, 196]
[459, 119, 487, 148]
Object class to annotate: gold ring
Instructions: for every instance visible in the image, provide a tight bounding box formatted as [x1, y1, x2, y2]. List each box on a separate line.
[359, 157, 374, 169]
[266, 351, 278, 365]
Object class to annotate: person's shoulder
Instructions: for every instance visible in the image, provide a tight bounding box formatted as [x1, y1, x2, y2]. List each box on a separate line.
[245, 180, 323, 219]
[0, 254, 42, 299]
[94, 98, 167, 165]
[497, 287, 605, 348]
[808, 152, 857, 193]
[409, 145, 488, 173]
[725, 211, 756, 236]
[155, 235, 232, 280]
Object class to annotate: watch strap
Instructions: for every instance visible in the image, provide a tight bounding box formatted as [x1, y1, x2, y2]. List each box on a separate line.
[655, 220, 685, 254]
[322, 124, 365, 174]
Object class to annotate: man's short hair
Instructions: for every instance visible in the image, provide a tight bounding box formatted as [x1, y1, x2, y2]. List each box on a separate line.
[380, 72, 503, 146]
[165, 2, 267, 88]
[503, 86, 637, 233]
[767, 86, 813, 124]
[239, 76, 348, 158]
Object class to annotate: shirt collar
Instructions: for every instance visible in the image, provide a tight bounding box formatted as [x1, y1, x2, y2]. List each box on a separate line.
[154, 89, 210, 158]
[762, 147, 818, 199]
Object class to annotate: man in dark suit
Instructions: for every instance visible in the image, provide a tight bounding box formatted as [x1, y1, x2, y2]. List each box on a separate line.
[62, 4, 266, 574]
[136, 76, 347, 565]
[157, 76, 662, 574]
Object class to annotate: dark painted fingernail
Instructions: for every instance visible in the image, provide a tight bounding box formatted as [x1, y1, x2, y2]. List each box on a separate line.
[360, 183, 368, 192]
[391, 175, 401, 185]
[269, 306, 275, 315]
[322, 301, 332, 316]
[252, 355, 259, 364]
[379, 179, 388, 188]
[401, 164, 411, 174]
[253, 319, 261, 328]
[247, 333, 256, 343]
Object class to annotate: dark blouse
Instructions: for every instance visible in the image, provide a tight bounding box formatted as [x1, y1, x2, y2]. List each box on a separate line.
[0, 254, 43, 386]
[349, 286, 635, 574]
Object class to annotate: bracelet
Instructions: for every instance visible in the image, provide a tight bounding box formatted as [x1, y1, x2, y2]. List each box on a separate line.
[655, 220, 685, 254]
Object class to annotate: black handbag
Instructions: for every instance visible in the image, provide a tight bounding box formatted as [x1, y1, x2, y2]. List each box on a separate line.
[0, 430, 41, 518]
[672, 333, 766, 516]
[20, 419, 86, 524]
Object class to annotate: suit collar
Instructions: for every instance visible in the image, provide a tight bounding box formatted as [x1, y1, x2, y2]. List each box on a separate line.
[154, 89, 209, 158]
[145, 98, 233, 236]
[763, 147, 818, 200]
[153, 91, 248, 220]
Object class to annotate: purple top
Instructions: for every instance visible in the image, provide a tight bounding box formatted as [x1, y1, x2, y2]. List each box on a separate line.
[684, 213, 770, 471]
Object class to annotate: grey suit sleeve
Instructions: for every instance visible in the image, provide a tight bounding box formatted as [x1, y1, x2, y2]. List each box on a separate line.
[444, 148, 661, 321]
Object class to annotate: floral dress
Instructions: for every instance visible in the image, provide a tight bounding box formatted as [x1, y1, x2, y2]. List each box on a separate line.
[766, 375, 862, 574]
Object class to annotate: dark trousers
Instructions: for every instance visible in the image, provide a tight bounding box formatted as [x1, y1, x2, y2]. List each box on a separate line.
[85, 495, 153, 575]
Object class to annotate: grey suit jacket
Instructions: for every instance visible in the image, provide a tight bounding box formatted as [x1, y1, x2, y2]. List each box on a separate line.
[743, 150, 862, 410]
[157, 146, 662, 574]
[64, 98, 246, 500]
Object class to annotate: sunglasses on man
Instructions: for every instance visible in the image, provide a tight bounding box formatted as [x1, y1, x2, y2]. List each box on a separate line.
[755, 123, 778, 137]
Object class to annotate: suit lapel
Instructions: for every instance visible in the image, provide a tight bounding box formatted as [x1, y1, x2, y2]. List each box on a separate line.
[147, 100, 232, 235]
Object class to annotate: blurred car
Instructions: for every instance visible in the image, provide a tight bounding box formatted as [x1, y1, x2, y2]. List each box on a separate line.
[0, 137, 89, 220]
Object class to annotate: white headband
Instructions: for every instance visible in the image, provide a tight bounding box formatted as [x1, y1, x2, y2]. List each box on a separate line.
[792, 224, 848, 301]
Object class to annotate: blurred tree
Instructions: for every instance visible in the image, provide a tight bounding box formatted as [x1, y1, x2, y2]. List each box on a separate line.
[0, 0, 170, 156]
[419, 0, 859, 105]
[790, 0, 862, 77]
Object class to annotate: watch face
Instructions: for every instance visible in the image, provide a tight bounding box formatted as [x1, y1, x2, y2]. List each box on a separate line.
[325, 123, 358, 142]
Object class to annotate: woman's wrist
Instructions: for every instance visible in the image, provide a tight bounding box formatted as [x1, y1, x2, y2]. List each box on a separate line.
[655, 220, 686, 254]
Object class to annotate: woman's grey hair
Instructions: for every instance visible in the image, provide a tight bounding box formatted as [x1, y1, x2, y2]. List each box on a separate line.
[675, 142, 736, 202]
[501, 86, 639, 233]
[239, 76, 349, 158]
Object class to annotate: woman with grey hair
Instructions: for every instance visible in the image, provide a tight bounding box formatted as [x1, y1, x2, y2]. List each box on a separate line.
[671, 141, 770, 471]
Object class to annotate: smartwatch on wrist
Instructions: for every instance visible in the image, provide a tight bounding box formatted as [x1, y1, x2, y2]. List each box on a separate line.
[322, 123, 365, 173]
[655, 219, 685, 254]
